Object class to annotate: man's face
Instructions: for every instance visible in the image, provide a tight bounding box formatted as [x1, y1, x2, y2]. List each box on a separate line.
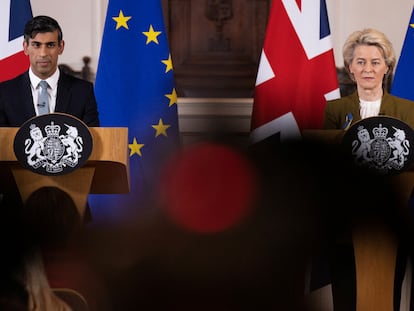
[23, 30, 64, 79]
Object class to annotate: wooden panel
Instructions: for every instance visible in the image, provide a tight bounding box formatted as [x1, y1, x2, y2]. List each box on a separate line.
[12, 166, 95, 216]
[165, 0, 270, 98]
[353, 225, 398, 311]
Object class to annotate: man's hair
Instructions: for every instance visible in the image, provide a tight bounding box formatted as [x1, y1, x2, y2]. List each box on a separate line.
[23, 15, 63, 43]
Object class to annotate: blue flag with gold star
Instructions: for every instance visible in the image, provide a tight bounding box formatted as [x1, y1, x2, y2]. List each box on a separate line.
[91, 0, 180, 222]
[392, 7, 414, 100]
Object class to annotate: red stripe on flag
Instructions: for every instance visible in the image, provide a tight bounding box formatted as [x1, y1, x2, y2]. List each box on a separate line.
[252, 0, 339, 133]
[0, 51, 29, 82]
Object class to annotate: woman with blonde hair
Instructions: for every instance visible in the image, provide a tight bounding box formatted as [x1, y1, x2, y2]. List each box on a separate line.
[323, 28, 414, 130]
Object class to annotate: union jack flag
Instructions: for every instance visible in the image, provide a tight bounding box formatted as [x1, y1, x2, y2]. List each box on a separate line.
[251, 0, 339, 142]
[0, 0, 32, 82]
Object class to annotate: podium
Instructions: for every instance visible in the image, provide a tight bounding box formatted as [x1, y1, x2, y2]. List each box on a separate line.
[0, 127, 129, 216]
[303, 129, 414, 310]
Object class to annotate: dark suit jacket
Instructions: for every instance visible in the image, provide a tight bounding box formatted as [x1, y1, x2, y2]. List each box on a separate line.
[0, 71, 99, 127]
[323, 91, 414, 130]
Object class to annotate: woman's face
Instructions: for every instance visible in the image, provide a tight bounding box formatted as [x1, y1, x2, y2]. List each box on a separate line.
[348, 45, 389, 92]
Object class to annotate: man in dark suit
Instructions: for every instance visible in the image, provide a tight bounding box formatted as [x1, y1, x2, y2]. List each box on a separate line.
[0, 15, 99, 126]
[0, 15, 99, 222]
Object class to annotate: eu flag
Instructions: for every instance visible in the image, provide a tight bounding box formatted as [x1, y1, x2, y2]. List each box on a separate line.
[91, 0, 180, 222]
[392, 7, 414, 101]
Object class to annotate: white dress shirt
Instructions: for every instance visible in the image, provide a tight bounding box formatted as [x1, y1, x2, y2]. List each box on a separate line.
[359, 98, 381, 119]
[29, 68, 60, 115]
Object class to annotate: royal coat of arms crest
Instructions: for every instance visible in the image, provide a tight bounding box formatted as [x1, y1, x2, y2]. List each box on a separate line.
[14, 113, 93, 176]
[342, 116, 414, 174]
